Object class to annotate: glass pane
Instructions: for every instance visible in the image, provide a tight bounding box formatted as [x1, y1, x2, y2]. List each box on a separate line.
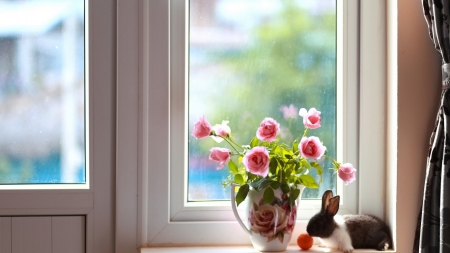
[0, 0, 85, 184]
[188, 0, 336, 201]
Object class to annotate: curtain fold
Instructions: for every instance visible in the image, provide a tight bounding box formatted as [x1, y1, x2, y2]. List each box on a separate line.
[414, 0, 450, 252]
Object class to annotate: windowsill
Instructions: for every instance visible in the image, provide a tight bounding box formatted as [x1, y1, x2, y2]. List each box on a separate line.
[140, 245, 396, 252]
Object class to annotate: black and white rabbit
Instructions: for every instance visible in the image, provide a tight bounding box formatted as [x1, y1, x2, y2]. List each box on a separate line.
[306, 190, 392, 253]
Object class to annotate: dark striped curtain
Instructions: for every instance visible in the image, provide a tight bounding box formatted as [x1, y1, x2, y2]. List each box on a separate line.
[413, 1, 450, 252]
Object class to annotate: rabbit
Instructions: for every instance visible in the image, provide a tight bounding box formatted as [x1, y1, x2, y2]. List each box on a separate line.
[306, 190, 392, 253]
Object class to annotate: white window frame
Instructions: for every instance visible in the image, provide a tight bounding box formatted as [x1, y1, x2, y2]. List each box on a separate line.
[0, 0, 117, 252]
[0, 0, 90, 191]
[131, 0, 389, 246]
[115, 0, 446, 252]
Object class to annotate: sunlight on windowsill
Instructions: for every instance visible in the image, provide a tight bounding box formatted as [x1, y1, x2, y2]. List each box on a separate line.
[141, 245, 396, 253]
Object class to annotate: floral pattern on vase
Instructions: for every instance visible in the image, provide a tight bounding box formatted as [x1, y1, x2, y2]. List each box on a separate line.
[232, 184, 305, 252]
[248, 195, 296, 243]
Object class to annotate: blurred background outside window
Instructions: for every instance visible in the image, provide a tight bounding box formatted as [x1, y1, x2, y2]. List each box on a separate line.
[0, 0, 85, 184]
[188, 0, 336, 201]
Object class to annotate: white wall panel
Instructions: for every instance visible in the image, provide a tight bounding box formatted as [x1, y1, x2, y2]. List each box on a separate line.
[52, 216, 85, 253]
[0, 217, 11, 253]
[10, 216, 85, 253]
[12, 217, 52, 253]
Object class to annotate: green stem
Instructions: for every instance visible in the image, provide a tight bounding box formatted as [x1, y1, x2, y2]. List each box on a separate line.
[323, 154, 340, 168]
[303, 128, 309, 137]
[227, 137, 245, 151]
[222, 137, 242, 153]
[279, 157, 294, 182]
[280, 160, 284, 179]
[296, 127, 309, 141]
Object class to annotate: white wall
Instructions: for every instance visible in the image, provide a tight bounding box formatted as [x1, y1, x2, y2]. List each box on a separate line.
[393, 0, 442, 251]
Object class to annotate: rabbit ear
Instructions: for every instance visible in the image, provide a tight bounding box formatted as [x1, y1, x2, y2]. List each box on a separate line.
[326, 196, 340, 216]
[321, 190, 334, 211]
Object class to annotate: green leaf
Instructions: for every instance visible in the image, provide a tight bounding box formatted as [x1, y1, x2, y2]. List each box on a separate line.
[292, 140, 299, 153]
[285, 168, 293, 177]
[238, 156, 243, 165]
[293, 160, 301, 171]
[272, 145, 281, 155]
[285, 159, 296, 165]
[228, 160, 238, 174]
[270, 181, 281, 189]
[263, 187, 275, 204]
[299, 174, 319, 188]
[296, 167, 304, 174]
[234, 174, 245, 185]
[250, 137, 259, 148]
[278, 167, 284, 183]
[289, 175, 297, 184]
[310, 161, 324, 175]
[280, 182, 290, 193]
[284, 154, 293, 159]
[236, 184, 249, 206]
[310, 162, 323, 183]
[290, 188, 301, 199]
[289, 188, 301, 206]
[269, 158, 278, 175]
[300, 159, 311, 169]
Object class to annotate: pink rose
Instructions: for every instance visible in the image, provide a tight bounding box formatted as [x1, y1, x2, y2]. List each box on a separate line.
[213, 120, 231, 137]
[299, 136, 326, 160]
[256, 117, 280, 142]
[192, 115, 212, 139]
[280, 104, 298, 120]
[242, 146, 270, 177]
[299, 108, 321, 129]
[338, 163, 357, 185]
[249, 204, 289, 238]
[209, 147, 231, 170]
[211, 120, 231, 143]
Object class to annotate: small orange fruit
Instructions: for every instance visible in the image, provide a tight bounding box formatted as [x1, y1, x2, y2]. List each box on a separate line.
[297, 232, 314, 250]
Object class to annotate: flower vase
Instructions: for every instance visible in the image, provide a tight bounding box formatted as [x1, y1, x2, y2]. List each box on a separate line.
[231, 184, 305, 252]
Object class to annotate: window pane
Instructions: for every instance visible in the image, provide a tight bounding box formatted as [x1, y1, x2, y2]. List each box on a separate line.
[188, 0, 336, 201]
[0, 0, 85, 184]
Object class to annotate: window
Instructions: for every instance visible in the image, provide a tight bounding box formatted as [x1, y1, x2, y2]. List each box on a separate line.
[187, 0, 338, 202]
[140, 0, 388, 247]
[0, 0, 87, 187]
[0, 0, 116, 251]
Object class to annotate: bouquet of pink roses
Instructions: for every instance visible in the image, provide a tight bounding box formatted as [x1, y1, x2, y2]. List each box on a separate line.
[192, 107, 356, 207]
